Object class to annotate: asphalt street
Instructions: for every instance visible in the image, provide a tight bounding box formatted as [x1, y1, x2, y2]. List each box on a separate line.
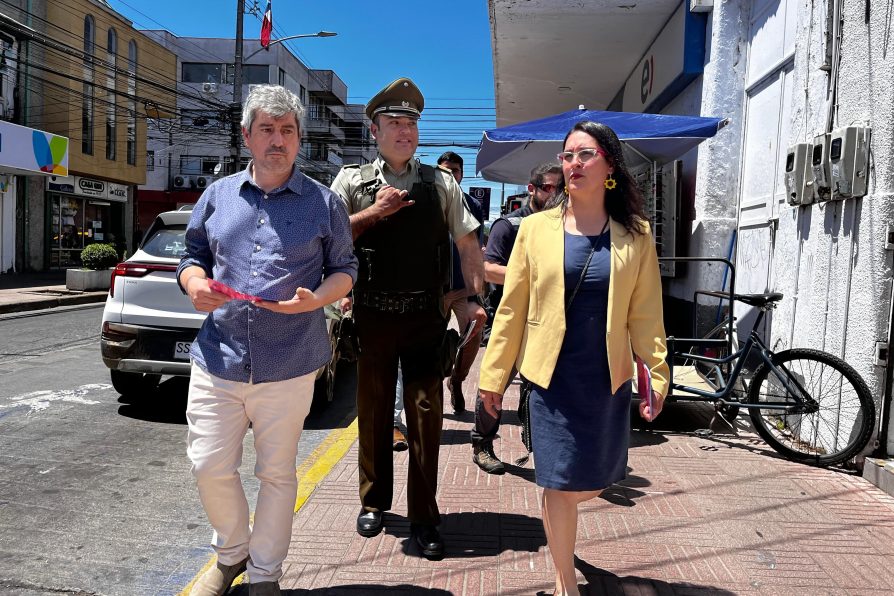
[0, 304, 358, 596]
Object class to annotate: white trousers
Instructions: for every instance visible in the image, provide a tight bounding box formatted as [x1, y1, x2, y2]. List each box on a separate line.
[186, 363, 315, 583]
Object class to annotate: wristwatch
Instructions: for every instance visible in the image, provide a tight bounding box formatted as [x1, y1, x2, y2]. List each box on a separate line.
[467, 294, 485, 307]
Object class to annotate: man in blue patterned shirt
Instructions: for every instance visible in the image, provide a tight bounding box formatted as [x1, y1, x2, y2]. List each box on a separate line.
[177, 85, 357, 596]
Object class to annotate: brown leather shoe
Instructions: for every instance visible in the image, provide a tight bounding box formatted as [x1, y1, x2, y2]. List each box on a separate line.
[392, 426, 408, 451]
[189, 557, 248, 596]
[473, 445, 506, 475]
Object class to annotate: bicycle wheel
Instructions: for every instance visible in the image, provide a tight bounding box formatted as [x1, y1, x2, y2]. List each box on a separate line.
[747, 348, 875, 466]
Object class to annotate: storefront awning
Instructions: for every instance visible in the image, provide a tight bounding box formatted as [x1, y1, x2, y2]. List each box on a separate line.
[476, 108, 728, 184]
[0, 120, 69, 177]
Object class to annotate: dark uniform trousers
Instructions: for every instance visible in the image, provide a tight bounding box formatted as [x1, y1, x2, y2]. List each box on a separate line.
[471, 366, 517, 448]
[354, 302, 447, 525]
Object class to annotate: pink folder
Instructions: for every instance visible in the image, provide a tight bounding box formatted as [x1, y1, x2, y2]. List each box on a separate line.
[208, 279, 263, 303]
[635, 355, 653, 419]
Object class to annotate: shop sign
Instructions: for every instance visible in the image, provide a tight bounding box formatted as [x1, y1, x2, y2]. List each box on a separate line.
[47, 175, 76, 193]
[468, 187, 492, 220]
[77, 177, 105, 197]
[0, 120, 69, 176]
[621, 4, 706, 113]
[45, 175, 129, 202]
[106, 183, 128, 202]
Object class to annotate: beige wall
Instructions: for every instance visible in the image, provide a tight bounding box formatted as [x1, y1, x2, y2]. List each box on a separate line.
[44, 0, 176, 185]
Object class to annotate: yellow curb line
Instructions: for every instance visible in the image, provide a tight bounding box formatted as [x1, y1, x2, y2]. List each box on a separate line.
[177, 419, 359, 595]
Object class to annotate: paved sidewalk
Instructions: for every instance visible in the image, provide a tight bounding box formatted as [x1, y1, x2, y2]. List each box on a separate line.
[0, 272, 107, 314]
[223, 353, 894, 596]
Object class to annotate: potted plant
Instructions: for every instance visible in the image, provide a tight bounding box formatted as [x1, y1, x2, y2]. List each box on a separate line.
[66, 243, 119, 291]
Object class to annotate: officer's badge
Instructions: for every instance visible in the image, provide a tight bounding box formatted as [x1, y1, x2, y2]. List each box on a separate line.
[401, 100, 409, 107]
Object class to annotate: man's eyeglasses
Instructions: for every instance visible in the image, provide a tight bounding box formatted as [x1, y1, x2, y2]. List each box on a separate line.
[556, 147, 607, 164]
[534, 183, 557, 194]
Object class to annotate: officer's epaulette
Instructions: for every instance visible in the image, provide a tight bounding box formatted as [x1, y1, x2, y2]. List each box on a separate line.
[341, 164, 360, 169]
[435, 164, 452, 174]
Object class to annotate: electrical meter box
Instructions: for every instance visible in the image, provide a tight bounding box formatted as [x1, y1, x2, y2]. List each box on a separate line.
[810, 133, 832, 202]
[829, 126, 870, 199]
[784, 143, 812, 206]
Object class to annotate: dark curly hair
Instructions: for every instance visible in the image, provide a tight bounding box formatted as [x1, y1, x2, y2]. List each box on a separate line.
[550, 120, 649, 236]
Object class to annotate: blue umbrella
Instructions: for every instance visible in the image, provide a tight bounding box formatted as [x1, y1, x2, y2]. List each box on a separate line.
[476, 108, 728, 184]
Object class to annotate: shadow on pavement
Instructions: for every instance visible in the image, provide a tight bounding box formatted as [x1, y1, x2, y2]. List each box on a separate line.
[113, 360, 359, 430]
[116, 376, 189, 424]
[305, 361, 358, 431]
[233, 586, 452, 595]
[572, 555, 738, 596]
[371, 510, 546, 559]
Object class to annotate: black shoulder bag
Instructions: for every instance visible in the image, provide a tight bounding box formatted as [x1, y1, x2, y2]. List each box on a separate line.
[516, 222, 607, 466]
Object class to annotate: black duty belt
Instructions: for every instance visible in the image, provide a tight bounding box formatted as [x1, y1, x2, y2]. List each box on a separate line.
[353, 290, 439, 314]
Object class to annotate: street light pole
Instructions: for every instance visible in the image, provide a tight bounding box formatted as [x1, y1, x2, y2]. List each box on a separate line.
[230, 0, 245, 175]
[242, 31, 337, 61]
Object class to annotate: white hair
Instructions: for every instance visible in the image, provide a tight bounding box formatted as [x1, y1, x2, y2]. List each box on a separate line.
[241, 84, 305, 132]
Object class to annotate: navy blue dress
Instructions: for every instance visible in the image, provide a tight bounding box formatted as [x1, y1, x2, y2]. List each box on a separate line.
[529, 230, 632, 491]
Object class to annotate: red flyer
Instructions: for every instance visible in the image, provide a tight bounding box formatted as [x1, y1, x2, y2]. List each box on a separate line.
[635, 355, 654, 419]
[208, 279, 263, 303]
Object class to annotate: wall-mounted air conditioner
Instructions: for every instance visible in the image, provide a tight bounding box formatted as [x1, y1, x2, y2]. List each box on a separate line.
[173, 175, 194, 189]
[201, 82, 218, 94]
[195, 176, 214, 190]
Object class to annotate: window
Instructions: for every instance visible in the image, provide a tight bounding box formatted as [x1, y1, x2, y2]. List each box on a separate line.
[106, 28, 117, 161]
[308, 100, 326, 121]
[179, 155, 223, 175]
[182, 63, 223, 83]
[142, 226, 187, 259]
[83, 15, 94, 56]
[307, 142, 327, 161]
[126, 40, 138, 165]
[82, 16, 95, 155]
[278, 68, 286, 86]
[146, 150, 154, 171]
[243, 64, 269, 85]
[299, 85, 306, 105]
[181, 63, 268, 85]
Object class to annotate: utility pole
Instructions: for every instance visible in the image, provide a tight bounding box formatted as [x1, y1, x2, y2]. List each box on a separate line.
[230, 0, 245, 174]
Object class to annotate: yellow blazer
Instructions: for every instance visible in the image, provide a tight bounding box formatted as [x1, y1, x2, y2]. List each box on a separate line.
[479, 208, 670, 398]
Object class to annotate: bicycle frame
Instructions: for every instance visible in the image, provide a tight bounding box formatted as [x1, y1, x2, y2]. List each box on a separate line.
[669, 307, 812, 413]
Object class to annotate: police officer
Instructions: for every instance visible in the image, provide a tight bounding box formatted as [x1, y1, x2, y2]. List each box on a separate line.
[330, 78, 485, 559]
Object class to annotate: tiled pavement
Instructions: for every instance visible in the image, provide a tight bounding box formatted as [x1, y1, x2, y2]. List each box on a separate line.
[228, 351, 894, 596]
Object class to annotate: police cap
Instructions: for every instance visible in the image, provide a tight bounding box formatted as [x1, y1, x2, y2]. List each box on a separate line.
[365, 77, 424, 121]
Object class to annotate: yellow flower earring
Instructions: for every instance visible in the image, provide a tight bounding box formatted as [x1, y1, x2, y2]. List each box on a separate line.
[604, 174, 617, 190]
[564, 185, 569, 195]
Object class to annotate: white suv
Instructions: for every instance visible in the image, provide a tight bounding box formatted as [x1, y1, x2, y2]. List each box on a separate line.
[101, 209, 205, 394]
[100, 209, 339, 403]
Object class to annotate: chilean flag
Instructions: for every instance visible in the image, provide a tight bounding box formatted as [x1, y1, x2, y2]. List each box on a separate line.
[260, 1, 273, 50]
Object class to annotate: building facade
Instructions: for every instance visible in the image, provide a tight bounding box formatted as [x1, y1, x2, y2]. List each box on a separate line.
[0, 0, 176, 272]
[39, 0, 176, 270]
[488, 0, 894, 456]
[137, 32, 374, 228]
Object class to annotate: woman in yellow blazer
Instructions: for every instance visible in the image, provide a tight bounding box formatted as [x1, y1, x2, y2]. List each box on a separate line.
[478, 121, 669, 596]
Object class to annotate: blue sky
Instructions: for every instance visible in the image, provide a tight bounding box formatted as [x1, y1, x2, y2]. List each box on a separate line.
[108, 0, 516, 214]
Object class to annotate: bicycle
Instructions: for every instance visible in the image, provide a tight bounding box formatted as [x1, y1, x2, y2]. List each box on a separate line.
[662, 258, 876, 467]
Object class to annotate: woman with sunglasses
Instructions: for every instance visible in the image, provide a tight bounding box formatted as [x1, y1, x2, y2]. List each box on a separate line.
[478, 120, 669, 596]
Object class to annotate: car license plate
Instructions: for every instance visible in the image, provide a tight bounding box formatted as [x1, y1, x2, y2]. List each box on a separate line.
[174, 341, 193, 360]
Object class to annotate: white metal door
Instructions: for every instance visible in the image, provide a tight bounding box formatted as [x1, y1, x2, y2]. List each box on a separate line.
[735, 0, 797, 318]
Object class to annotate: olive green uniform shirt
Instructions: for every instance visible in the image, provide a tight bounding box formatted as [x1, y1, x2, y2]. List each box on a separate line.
[330, 155, 480, 241]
